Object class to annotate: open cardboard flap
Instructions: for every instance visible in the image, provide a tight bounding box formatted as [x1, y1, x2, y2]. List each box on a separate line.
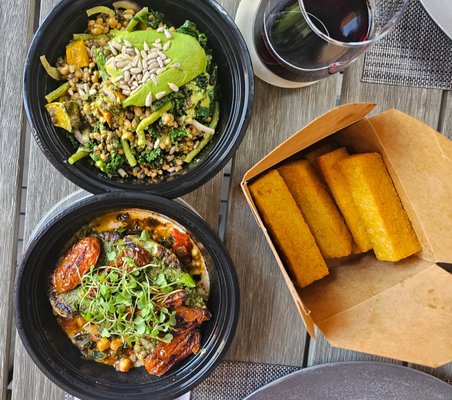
[242, 103, 452, 367]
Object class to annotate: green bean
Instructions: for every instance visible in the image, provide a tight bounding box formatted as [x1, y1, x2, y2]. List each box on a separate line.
[125, 7, 148, 32]
[121, 138, 137, 167]
[68, 149, 90, 165]
[45, 82, 70, 103]
[136, 102, 172, 146]
[184, 102, 219, 163]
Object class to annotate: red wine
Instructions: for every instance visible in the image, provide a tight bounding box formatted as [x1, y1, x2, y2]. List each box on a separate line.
[255, 0, 372, 82]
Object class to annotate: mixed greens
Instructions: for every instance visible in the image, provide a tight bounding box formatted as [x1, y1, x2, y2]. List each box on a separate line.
[41, 2, 219, 181]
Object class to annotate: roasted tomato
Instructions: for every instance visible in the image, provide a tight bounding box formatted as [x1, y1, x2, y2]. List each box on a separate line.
[144, 329, 201, 376]
[52, 237, 101, 293]
[174, 306, 211, 331]
[171, 228, 193, 264]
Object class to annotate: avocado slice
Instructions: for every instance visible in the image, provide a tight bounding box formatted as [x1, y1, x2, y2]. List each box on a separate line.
[107, 30, 207, 107]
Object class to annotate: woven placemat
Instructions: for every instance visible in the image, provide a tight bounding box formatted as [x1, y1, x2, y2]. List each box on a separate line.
[191, 361, 301, 400]
[362, 0, 452, 90]
[64, 361, 301, 400]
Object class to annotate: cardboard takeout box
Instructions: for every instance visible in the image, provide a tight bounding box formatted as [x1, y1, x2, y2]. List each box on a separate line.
[242, 103, 452, 368]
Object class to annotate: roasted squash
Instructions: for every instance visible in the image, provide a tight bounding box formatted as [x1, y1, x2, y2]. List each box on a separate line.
[45, 103, 72, 132]
[66, 39, 90, 68]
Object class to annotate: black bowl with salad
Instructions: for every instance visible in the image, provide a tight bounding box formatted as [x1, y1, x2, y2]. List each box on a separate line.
[15, 192, 239, 400]
[24, 0, 253, 197]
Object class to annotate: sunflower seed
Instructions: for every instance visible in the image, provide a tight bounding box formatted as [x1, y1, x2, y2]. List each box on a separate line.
[112, 75, 122, 83]
[137, 73, 143, 81]
[109, 42, 118, 55]
[153, 43, 162, 50]
[131, 67, 142, 74]
[170, 62, 181, 68]
[155, 91, 166, 100]
[89, 88, 97, 96]
[141, 60, 147, 70]
[124, 39, 132, 47]
[168, 82, 179, 92]
[132, 56, 139, 67]
[145, 92, 153, 107]
[157, 26, 164, 32]
[143, 41, 150, 51]
[164, 59, 172, 65]
[148, 62, 159, 70]
[157, 57, 164, 68]
[134, 48, 140, 56]
[104, 89, 117, 101]
[124, 70, 131, 82]
[126, 48, 135, 55]
[147, 51, 158, 59]
[157, 51, 167, 60]
[112, 41, 122, 50]
[122, 89, 131, 96]
[121, 46, 127, 55]
[163, 41, 171, 51]
[154, 38, 161, 44]
[156, 67, 166, 75]
[123, 63, 133, 71]
[164, 29, 172, 39]
[142, 71, 150, 82]
[148, 67, 158, 75]
[151, 74, 158, 85]
[154, 138, 160, 149]
[106, 57, 114, 65]
[116, 60, 129, 69]
[140, 50, 147, 59]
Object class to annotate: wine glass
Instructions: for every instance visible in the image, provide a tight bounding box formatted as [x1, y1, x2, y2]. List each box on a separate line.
[236, 0, 409, 87]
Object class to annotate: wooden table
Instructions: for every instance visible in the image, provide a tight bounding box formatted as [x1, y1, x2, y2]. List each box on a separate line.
[1, 0, 451, 398]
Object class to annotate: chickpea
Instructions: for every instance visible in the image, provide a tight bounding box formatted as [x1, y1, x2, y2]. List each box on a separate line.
[107, 17, 118, 28]
[133, 106, 143, 117]
[118, 358, 133, 372]
[96, 338, 110, 352]
[110, 338, 123, 352]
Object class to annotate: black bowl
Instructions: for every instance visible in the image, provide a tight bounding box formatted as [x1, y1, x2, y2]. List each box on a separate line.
[24, 0, 253, 198]
[14, 192, 239, 400]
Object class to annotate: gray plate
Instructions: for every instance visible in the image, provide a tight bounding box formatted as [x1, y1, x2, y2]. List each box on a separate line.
[420, 0, 452, 39]
[245, 362, 452, 400]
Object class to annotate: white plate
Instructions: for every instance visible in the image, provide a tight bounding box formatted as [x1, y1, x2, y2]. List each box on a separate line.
[420, 0, 452, 39]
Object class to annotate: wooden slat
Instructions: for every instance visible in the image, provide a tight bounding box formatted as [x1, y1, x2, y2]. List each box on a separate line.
[13, 0, 78, 397]
[225, 70, 339, 364]
[308, 55, 449, 372]
[12, 1, 225, 399]
[0, 0, 35, 398]
[438, 91, 452, 139]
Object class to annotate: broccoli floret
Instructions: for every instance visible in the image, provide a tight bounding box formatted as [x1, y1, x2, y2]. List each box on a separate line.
[153, 91, 186, 117]
[91, 152, 125, 175]
[137, 148, 163, 169]
[85, 139, 96, 151]
[169, 127, 191, 144]
[176, 20, 208, 48]
[134, 10, 166, 29]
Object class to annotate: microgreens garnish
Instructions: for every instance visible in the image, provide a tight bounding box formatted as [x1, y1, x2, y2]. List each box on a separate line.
[78, 253, 196, 344]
